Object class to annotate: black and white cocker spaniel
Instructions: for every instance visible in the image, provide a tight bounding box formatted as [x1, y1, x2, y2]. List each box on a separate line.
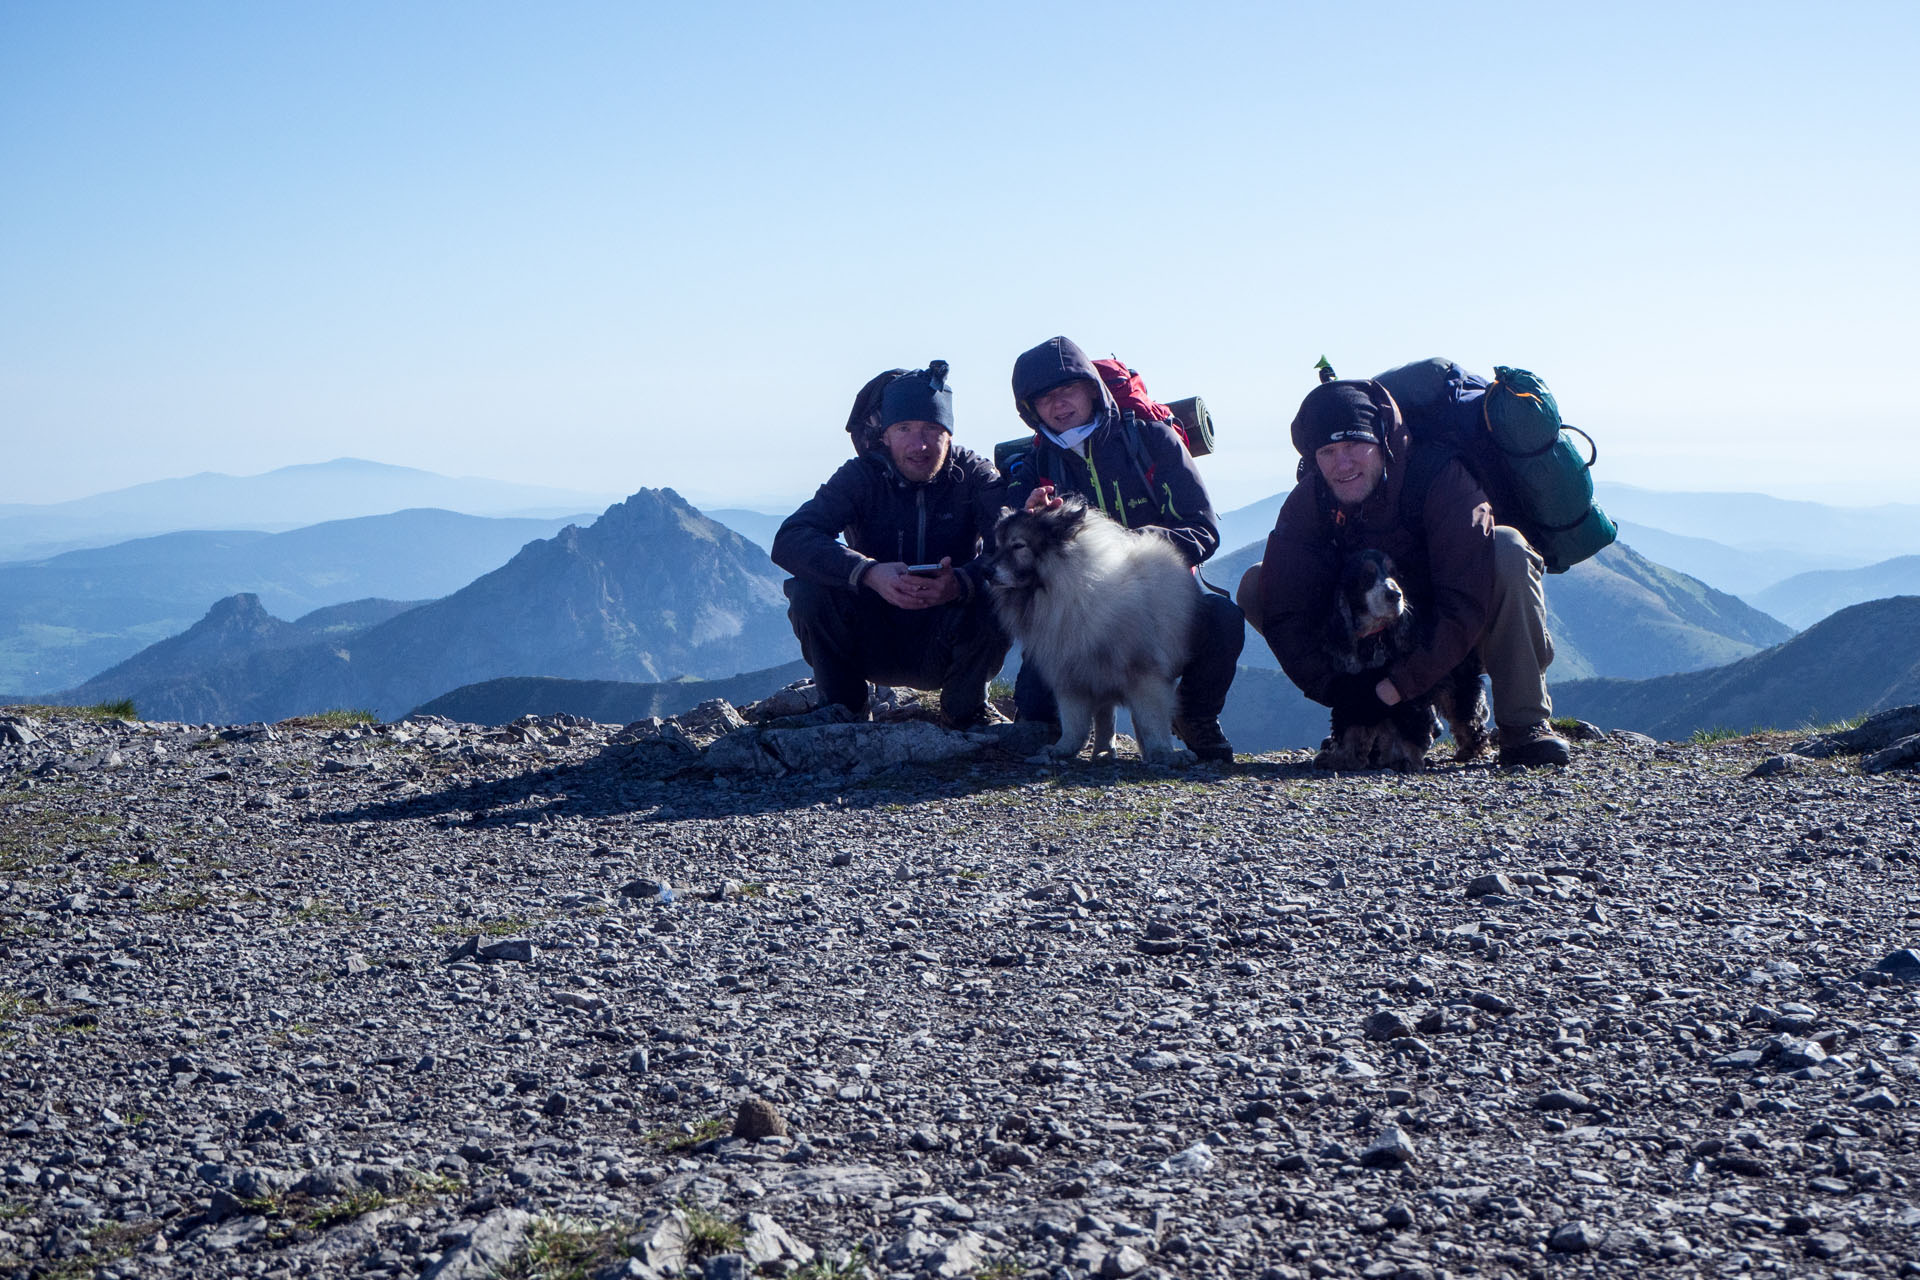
[1313, 549, 1491, 771]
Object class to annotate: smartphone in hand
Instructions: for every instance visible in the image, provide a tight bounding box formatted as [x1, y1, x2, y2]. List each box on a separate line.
[905, 564, 943, 576]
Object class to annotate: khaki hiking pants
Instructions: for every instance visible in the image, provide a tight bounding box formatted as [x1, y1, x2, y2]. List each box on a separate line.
[1236, 526, 1555, 729]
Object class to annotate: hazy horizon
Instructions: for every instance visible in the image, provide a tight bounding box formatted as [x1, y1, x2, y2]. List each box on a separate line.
[5, 4, 1915, 511]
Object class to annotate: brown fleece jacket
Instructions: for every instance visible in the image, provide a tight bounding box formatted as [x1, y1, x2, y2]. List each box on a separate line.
[1258, 424, 1496, 706]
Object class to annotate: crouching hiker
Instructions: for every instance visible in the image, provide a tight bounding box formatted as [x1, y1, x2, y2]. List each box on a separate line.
[1239, 379, 1570, 767]
[1004, 336, 1243, 762]
[771, 362, 1012, 729]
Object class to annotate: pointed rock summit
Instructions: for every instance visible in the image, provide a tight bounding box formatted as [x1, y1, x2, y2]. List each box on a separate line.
[55, 489, 802, 723]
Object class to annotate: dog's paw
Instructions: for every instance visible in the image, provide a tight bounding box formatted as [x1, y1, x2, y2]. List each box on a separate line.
[1144, 746, 1197, 768]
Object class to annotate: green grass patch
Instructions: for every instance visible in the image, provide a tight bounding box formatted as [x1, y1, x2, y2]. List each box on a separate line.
[497, 1216, 628, 1280]
[0, 994, 47, 1025]
[303, 1188, 388, 1230]
[0, 806, 126, 873]
[796, 1252, 876, 1280]
[681, 1203, 745, 1262]
[644, 1116, 727, 1154]
[1, 699, 136, 721]
[279, 708, 379, 729]
[1689, 726, 1744, 744]
[1798, 711, 1868, 735]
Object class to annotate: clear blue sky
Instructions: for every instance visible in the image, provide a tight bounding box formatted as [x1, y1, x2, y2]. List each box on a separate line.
[4, 1, 1915, 512]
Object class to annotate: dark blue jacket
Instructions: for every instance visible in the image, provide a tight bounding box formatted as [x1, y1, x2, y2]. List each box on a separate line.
[771, 445, 1007, 601]
[1007, 337, 1221, 567]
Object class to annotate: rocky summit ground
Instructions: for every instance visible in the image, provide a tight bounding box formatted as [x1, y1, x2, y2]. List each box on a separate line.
[2, 704, 1919, 1280]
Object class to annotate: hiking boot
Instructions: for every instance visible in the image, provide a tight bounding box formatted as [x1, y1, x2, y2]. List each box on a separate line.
[1499, 721, 1571, 768]
[1173, 714, 1235, 763]
[939, 703, 1010, 732]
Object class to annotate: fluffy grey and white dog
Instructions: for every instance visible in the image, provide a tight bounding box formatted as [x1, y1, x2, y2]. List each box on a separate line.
[988, 500, 1197, 765]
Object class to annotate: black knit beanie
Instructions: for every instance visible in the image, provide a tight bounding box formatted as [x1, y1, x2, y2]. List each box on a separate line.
[1290, 380, 1392, 456]
[880, 361, 955, 431]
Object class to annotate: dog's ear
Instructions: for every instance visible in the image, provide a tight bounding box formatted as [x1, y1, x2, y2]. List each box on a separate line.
[1328, 589, 1357, 657]
[994, 505, 1017, 528]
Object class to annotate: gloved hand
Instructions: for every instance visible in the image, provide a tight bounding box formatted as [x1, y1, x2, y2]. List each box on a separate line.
[1328, 672, 1390, 721]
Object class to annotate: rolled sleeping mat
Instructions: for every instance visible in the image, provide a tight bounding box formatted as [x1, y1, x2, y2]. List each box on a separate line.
[1164, 396, 1214, 457]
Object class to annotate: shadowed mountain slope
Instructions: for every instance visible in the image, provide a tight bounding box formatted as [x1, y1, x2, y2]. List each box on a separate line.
[1211, 538, 1790, 682]
[1553, 596, 1920, 739]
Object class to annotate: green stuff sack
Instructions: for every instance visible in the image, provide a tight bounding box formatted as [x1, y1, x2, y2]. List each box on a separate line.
[1483, 366, 1616, 572]
[1484, 366, 1561, 455]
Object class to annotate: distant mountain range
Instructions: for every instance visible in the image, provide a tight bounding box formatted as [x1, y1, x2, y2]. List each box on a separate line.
[1212, 484, 1920, 609]
[704, 509, 786, 555]
[1555, 596, 1920, 740]
[1209, 537, 1791, 683]
[1609, 521, 1857, 598]
[1748, 555, 1920, 630]
[45, 490, 800, 723]
[1592, 482, 1920, 566]
[0, 509, 586, 694]
[0, 458, 618, 562]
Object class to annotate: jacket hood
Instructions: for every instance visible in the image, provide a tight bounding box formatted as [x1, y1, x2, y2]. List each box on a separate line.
[1011, 336, 1116, 432]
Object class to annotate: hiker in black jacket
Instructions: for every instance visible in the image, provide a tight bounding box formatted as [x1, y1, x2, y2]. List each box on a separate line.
[1005, 336, 1244, 761]
[771, 362, 1011, 727]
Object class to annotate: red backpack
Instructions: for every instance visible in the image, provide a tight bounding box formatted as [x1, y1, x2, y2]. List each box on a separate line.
[1091, 357, 1212, 457]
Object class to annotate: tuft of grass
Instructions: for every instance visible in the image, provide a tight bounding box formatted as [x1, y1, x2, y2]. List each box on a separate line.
[681, 1203, 745, 1262]
[496, 1216, 627, 1280]
[279, 708, 379, 729]
[303, 1188, 388, 1230]
[645, 1116, 727, 1153]
[796, 1248, 874, 1280]
[1689, 725, 1743, 744]
[0, 994, 47, 1025]
[1798, 711, 1868, 735]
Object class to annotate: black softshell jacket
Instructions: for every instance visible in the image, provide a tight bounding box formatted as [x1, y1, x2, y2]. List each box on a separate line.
[1006, 338, 1220, 567]
[771, 445, 1007, 600]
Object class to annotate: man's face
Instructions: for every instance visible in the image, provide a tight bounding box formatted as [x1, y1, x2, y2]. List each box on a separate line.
[882, 419, 950, 483]
[1032, 380, 1099, 432]
[1315, 440, 1385, 505]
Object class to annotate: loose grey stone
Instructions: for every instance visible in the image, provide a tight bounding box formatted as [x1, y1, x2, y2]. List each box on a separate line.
[1465, 873, 1515, 899]
[1550, 1221, 1598, 1253]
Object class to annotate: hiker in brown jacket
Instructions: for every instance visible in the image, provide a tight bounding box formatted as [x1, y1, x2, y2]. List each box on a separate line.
[1238, 379, 1571, 767]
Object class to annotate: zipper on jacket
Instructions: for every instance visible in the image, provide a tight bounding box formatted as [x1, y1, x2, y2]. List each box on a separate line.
[915, 489, 927, 564]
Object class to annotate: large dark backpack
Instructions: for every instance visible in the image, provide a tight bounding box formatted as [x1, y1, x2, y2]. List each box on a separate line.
[1372, 357, 1616, 573]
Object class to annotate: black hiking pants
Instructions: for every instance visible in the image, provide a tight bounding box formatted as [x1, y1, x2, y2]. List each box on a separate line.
[784, 578, 1011, 721]
[1013, 589, 1245, 726]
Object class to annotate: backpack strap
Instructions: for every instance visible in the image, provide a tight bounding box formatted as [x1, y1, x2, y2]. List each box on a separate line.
[1395, 440, 1462, 530]
[1118, 414, 1158, 495]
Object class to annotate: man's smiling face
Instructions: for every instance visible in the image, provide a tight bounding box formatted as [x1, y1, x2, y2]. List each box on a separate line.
[1315, 440, 1385, 505]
